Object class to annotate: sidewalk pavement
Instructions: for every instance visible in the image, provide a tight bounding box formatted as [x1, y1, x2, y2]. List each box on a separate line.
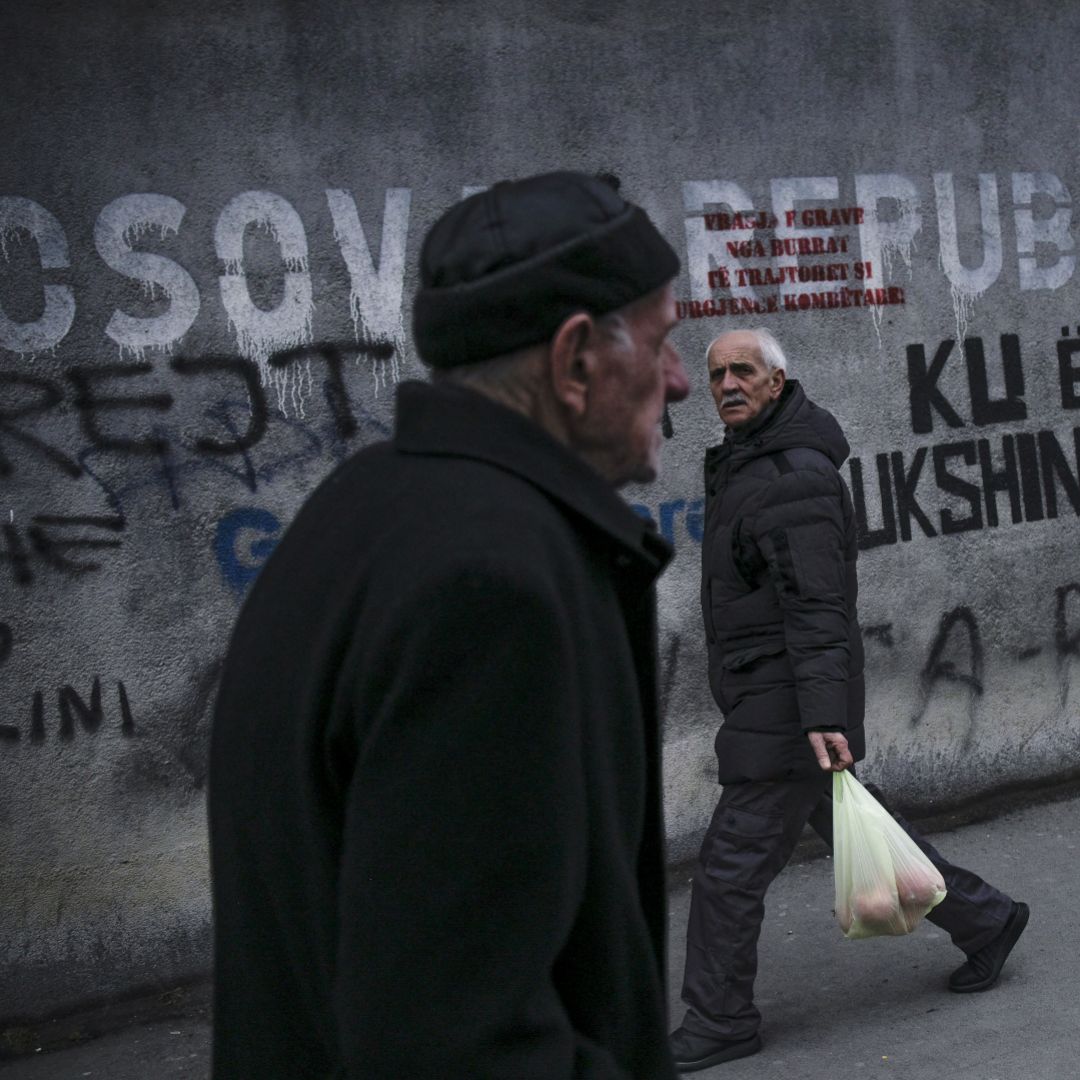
[3, 794, 1078, 1079]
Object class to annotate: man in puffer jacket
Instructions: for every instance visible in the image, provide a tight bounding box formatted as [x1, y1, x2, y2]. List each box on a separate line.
[669, 328, 1028, 1072]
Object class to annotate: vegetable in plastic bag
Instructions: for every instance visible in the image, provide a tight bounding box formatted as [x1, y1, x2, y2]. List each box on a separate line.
[832, 770, 947, 939]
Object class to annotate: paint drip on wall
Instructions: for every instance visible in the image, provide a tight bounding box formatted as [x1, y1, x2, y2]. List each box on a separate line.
[215, 191, 316, 415]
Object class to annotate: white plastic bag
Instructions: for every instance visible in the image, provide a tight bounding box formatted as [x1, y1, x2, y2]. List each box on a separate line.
[833, 770, 947, 939]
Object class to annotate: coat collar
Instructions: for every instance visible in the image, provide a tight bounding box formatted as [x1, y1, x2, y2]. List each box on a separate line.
[704, 379, 849, 474]
[393, 379, 673, 583]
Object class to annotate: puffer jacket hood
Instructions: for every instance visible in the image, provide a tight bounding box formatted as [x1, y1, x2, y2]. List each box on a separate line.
[710, 379, 850, 474]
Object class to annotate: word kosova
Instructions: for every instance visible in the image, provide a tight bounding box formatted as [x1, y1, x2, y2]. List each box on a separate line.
[0, 190, 412, 357]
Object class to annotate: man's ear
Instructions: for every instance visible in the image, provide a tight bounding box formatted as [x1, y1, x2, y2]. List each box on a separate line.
[768, 365, 786, 401]
[548, 312, 597, 418]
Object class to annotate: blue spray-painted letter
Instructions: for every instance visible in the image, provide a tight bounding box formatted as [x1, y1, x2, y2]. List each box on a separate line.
[215, 507, 281, 593]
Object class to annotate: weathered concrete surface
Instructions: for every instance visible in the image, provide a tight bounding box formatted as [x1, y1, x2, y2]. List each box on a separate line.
[3, 795, 1077, 1079]
[2, 0, 1079, 1018]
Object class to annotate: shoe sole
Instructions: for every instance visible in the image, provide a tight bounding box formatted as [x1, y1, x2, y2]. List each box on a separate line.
[675, 1033, 762, 1072]
[950, 901, 1029, 993]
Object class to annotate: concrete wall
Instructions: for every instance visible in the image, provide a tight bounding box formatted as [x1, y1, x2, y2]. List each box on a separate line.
[2, 0, 1078, 1019]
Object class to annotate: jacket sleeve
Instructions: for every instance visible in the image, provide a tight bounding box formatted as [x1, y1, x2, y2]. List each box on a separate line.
[750, 466, 851, 732]
[332, 556, 629, 1079]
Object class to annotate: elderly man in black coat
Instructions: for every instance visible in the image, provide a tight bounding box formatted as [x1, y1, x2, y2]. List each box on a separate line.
[208, 172, 690, 1079]
[669, 328, 1028, 1072]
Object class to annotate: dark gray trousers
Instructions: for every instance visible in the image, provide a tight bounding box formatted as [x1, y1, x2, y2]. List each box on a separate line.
[679, 772, 1015, 1040]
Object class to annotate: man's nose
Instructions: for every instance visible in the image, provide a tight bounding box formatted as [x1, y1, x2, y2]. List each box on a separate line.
[664, 345, 690, 402]
[719, 367, 739, 393]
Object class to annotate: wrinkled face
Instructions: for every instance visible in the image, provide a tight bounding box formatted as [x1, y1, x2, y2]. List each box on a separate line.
[706, 331, 785, 429]
[584, 283, 689, 487]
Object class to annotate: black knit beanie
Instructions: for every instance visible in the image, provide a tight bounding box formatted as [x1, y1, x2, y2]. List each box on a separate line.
[412, 171, 680, 369]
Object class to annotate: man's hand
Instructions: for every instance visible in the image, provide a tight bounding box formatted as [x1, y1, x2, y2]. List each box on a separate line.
[807, 730, 853, 772]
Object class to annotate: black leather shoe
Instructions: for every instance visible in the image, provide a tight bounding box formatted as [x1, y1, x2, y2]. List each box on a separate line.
[948, 901, 1029, 992]
[669, 1027, 762, 1072]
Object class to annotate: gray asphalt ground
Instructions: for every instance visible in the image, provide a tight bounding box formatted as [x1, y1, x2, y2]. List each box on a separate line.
[3, 794, 1077, 1079]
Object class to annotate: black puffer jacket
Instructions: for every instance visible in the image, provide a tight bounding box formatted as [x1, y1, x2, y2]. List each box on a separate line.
[701, 379, 866, 783]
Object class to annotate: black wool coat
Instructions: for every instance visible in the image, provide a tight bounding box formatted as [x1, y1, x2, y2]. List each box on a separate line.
[209, 380, 678, 1080]
[701, 380, 867, 783]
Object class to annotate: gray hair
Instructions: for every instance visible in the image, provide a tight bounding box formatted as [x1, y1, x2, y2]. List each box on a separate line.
[752, 328, 787, 372]
[430, 343, 541, 399]
[705, 328, 788, 373]
[593, 309, 632, 352]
